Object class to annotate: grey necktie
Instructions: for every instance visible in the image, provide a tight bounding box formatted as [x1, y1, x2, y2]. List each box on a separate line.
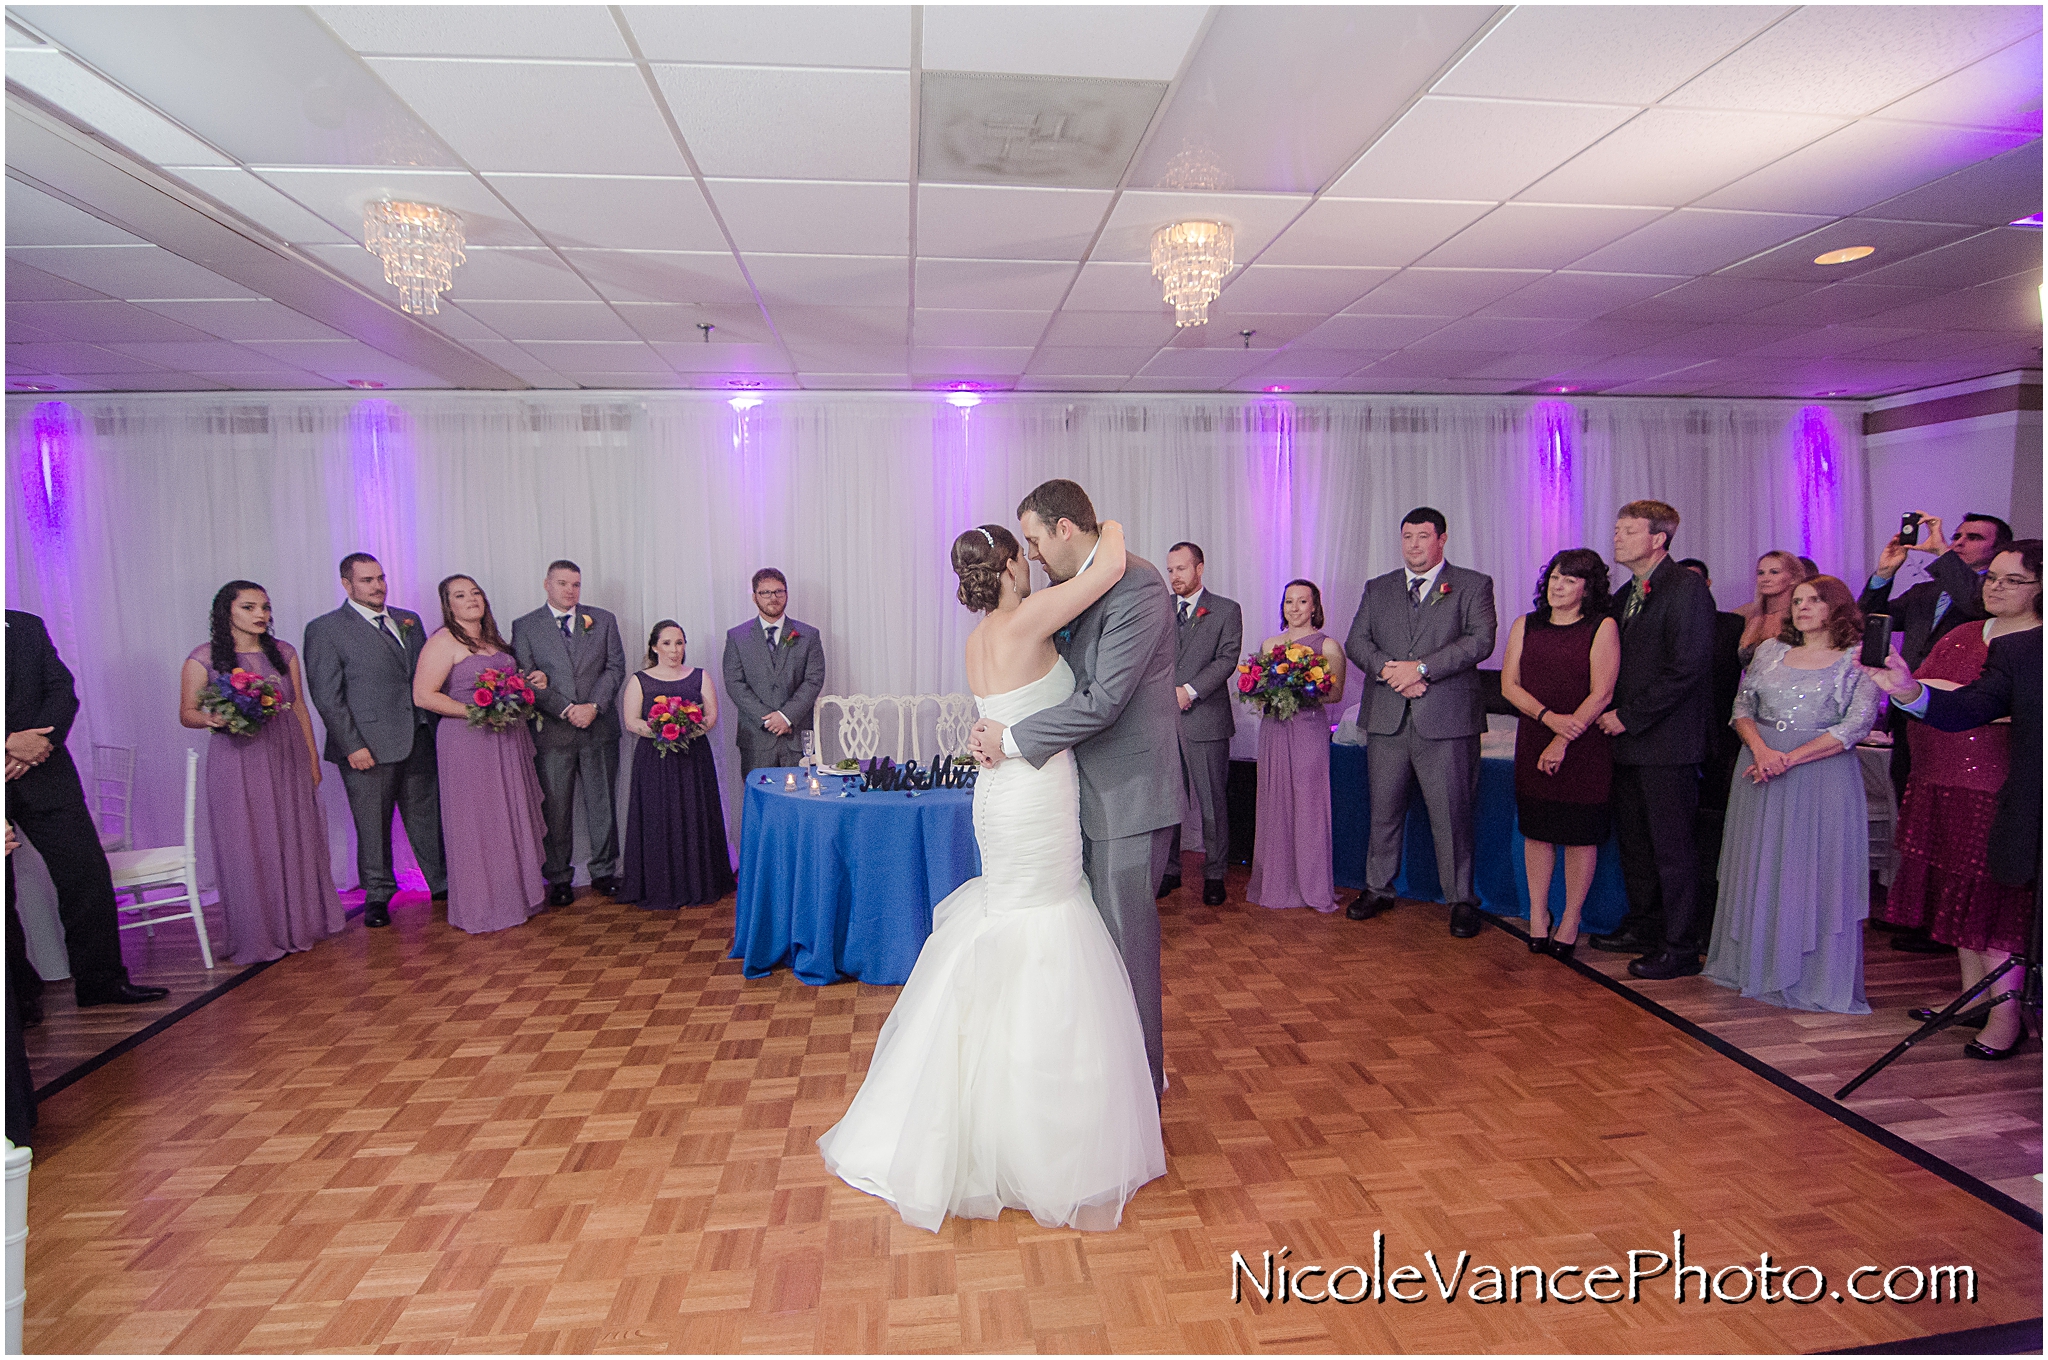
[1409, 577, 1425, 608]
[1178, 599, 1192, 628]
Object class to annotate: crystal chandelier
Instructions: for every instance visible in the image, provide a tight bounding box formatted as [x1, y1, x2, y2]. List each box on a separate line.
[362, 200, 466, 315]
[1150, 220, 1234, 327]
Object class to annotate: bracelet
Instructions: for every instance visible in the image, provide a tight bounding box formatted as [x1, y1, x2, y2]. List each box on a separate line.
[1536, 707, 1549, 723]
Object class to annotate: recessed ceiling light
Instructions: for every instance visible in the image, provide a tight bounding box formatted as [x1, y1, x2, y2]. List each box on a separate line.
[728, 394, 762, 411]
[2010, 213, 2043, 228]
[946, 391, 982, 408]
[1550, 386, 1575, 393]
[13, 382, 56, 392]
[1263, 385, 1290, 393]
[345, 378, 386, 389]
[1813, 246, 1875, 266]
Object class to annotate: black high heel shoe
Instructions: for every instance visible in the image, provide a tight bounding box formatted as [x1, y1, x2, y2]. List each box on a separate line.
[1528, 935, 1550, 954]
[1549, 939, 1577, 963]
[1965, 1031, 2027, 1060]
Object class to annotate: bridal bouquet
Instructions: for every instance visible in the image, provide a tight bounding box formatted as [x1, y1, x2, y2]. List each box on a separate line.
[466, 667, 538, 732]
[199, 667, 285, 736]
[1234, 641, 1336, 722]
[647, 694, 708, 756]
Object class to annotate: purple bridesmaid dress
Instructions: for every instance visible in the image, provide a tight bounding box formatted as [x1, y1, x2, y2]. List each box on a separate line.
[437, 649, 548, 933]
[189, 642, 344, 963]
[1245, 631, 1338, 913]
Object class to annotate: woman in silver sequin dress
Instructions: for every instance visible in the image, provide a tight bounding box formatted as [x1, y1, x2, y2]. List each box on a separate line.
[1705, 576, 1882, 1013]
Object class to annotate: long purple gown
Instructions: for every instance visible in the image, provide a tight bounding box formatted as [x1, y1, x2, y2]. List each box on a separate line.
[618, 668, 734, 909]
[189, 641, 343, 963]
[1246, 631, 1337, 913]
[437, 649, 547, 934]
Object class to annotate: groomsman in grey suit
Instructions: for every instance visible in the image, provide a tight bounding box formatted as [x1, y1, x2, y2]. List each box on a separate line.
[1161, 542, 1242, 907]
[1343, 507, 1498, 937]
[970, 480, 1180, 1097]
[302, 553, 448, 928]
[511, 561, 627, 907]
[722, 568, 825, 776]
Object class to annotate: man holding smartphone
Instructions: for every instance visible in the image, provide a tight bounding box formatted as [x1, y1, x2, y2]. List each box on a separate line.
[1858, 510, 2011, 953]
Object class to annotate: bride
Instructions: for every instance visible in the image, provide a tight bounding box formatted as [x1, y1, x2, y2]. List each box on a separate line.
[816, 518, 1167, 1232]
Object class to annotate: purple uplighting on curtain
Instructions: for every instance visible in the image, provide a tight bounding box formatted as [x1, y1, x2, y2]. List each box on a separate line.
[1528, 400, 1577, 562]
[20, 400, 77, 541]
[348, 399, 419, 601]
[1794, 406, 1837, 557]
[1252, 399, 1296, 612]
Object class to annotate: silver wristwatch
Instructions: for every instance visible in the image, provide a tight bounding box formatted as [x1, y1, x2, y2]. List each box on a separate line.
[1416, 662, 1430, 680]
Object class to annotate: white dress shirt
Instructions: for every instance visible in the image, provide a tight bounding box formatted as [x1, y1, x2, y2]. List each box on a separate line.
[1404, 559, 1447, 603]
[349, 598, 406, 645]
[1175, 587, 1206, 700]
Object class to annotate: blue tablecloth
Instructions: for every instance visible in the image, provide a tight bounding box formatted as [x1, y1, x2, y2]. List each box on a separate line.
[1329, 744, 1630, 934]
[731, 769, 980, 986]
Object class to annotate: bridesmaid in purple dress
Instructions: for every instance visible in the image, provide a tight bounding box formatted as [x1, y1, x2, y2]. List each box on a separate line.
[412, 576, 549, 934]
[179, 580, 343, 963]
[1247, 580, 1346, 912]
[617, 621, 736, 908]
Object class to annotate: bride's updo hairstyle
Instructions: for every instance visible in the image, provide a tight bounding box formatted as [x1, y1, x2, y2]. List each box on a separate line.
[952, 524, 1021, 613]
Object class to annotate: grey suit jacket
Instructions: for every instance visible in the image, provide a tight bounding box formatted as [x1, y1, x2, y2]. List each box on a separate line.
[302, 602, 434, 765]
[1011, 552, 1181, 842]
[511, 605, 627, 748]
[1173, 591, 1242, 744]
[722, 616, 825, 759]
[1344, 563, 1498, 740]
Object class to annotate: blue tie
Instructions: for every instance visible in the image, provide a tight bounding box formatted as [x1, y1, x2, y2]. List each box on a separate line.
[559, 614, 572, 640]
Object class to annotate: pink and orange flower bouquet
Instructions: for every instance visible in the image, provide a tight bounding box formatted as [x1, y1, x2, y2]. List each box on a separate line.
[1234, 641, 1336, 722]
[198, 667, 285, 736]
[647, 694, 709, 756]
[466, 667, 538, 732]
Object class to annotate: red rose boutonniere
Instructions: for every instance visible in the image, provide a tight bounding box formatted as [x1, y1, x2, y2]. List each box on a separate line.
[1428, 580, 1452, 605]
[1195, 606, 1210, 620]
[782, 627, 801, 650]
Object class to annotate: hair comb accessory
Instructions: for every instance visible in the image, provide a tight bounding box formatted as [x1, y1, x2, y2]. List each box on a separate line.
[978, 528, 995, 547]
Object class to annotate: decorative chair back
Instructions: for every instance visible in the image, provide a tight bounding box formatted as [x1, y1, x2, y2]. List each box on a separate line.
[906, 694, 978, 763]
[815, 695, 904, 764]
[91, 743, 135, 852]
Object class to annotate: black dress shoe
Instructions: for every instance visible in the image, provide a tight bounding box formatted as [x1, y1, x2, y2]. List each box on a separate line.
[1155, 874, 1182, 900]
[1965, 1031, 2027, 1060]
[1888, 931, 1955, 955]
[1909, 1004, 1990, 1028]
[590, 875, 619, 897]
[364, 901, 392, 928]
[1202, 880, 1226, 906]
[75, 980, 171, 1007]
[22, 994, 45, 1028]
[547, 882, 575, 908]
[430, 889, 448, 902]
[1448, 902, 1482, 938]
[1344, 893, 1390, 921]
[1590, 930, 1656, 954]
[1628, 950, 1702, 980]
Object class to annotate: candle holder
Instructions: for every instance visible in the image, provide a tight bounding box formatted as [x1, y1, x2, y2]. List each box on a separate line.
[807, 775, 822, 796]
[784, 772, 798, 790]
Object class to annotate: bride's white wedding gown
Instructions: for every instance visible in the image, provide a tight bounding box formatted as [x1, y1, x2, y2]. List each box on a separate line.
[816, 657, 1166, 1232]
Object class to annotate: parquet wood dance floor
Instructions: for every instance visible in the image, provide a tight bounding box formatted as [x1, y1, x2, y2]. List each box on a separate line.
[19, 868, 2042, 1353]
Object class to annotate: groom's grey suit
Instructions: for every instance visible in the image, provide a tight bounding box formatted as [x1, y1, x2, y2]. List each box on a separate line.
[1009, 551, 1180, 1095]
[511, 605, 627, 888]
[302, 601, 448, 904]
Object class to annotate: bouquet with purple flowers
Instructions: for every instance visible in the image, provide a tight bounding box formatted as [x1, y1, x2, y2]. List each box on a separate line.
[199, 667, 285, 736]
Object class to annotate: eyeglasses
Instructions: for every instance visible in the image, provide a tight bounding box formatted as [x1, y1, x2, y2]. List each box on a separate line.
[753, 588, 787, 599]
[1985, 574, 2038, 588]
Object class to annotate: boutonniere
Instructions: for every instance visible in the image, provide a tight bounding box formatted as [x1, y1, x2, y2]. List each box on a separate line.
[580, 614, 594, 632]
[782, 627, 801, 649]
[1428, 580, 1452, 605]
[1195, 606, 1210, 620]
[1056, 627, 1072, 644]
[398, 615, 415, 631]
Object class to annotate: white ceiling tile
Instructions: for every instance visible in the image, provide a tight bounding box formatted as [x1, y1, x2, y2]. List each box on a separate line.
[707, 180, 908, 255]
[785, 341, 907, 370]
[744, 255, 908, 308]
[1718, 219, 1984, 283]
[651, 67, 910, 181]
[1328, 98, 1634, 201]
[1615, 323, 1814, 360]
[1666, 6, 2043, 118]
[561, 250, 755, 306]
[1404, 315, 1594, 352]
[1420, 203, 1667, 269]
[653, 341, 793, 373]
[1137, 347, 1271, 379]
[7, 341, 168, 374]
[6, 300, 215, 343]
[914, 259, 1074, 311]
[1040, 311, 1175, 348]
[1699, 121, 2037, 218]
[487, 175, 725, 251]
[507, 340, 669, 373]
[1863, 278, 2042, 331]
[3, 48, 233, 166]
[450, 301, 637, 341]
[1741, 283, 1946, 326]
[1255, 199, 1494, 268]
[7, 245, 259, 299]
[5, 185, 147, 247]
[1519, 109, 1845, 208]
[1014, 375, 1129, 391]
[1090, 191, 1310, 265]
[913, 310, 1051, 348]
[1569, 207, 1834, 274]
[1861, 141, 2044, 228]
[418, 304, 511, 343]
[315, 5, 630, 58]
[915, 185, 1113, 261]
[1474, 271, 1688, 319]
[1433, 6, 1787, 104]
[1216, 266, 1392, 314]
[1025, 346, 1156, 375]
[368, 58, 687, 175]
[102, 339, 311, 371]
[1062, 262, 1173, 313]
[621, 6, 912, 67]
[1873, 36, 2042, 134]
[1851, 227, 2043, 290]
[1290, 314, 1457, 349]
[1243, 348, 1388, 378]
[768, 305, 910, 347]
[6, 260, 106, 302]
[128, 299, 348, 342]
[909, 346, 1033, 376]
[1343, 269, 1546, 315]
[443, 248, 600, 302]
[921, 6, 1206, 81]
[614, 305, 766, 345]
[256, 168, 539, 247]
[1603, 275, 1816, 322]
[1164, 311, 1323, 349]
[163, 167, 353, 245]
[1348, 350, 1506, 382]
[798, 374, 923, 389]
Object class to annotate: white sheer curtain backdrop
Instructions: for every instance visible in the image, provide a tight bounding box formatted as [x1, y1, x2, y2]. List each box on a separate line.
[5, 391, 1867, 890]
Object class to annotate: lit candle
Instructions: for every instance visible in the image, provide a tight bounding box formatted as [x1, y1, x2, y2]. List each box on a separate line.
[784, 772, 797, 790]
[808, 775, 822, 796]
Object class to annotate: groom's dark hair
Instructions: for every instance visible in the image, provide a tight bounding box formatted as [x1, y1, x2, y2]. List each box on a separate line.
[1017, 479, 1097, 535]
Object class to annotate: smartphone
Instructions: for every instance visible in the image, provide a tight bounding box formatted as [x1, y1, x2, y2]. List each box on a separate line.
[1860, 614, 1893, 668]
[1899, 511, 1923, 545]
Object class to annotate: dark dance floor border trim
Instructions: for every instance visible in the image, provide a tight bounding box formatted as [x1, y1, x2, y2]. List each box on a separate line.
[1831, 1316, 2044, 1354]
[31, 956, 276, 1103]
[1492, 917, 2043, 1234]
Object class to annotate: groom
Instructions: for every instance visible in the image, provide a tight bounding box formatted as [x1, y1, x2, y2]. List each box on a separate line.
[970, 479, 1180, 1096]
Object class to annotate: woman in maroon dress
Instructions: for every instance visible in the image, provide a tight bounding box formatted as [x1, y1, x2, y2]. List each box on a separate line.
[178, 580, 342, 963]
[1499, 549, 1619, 960]
[1882, 541, 2040, 1058]
[618, 620, 735, 908]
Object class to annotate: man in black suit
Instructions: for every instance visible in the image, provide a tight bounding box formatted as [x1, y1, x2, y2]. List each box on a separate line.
[1161, 541, 1243, 906]
[5, 611, 170, 1012]
[1590, 502, 1716, 979]
[1680, 558, 1746, 953]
